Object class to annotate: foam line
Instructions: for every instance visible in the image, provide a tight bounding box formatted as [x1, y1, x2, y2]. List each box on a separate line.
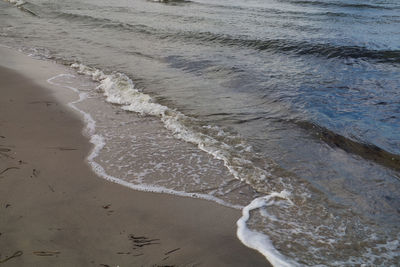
[69, 63, 275, 192]
[46, 74, 243, 210]
[236, 191, 298, 267]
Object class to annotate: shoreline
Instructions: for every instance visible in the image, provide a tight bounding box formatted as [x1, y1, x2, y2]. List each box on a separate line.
[0, 47, 269, 266]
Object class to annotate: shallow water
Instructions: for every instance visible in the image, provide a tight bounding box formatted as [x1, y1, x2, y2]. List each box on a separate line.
[1, 0, 399, 265]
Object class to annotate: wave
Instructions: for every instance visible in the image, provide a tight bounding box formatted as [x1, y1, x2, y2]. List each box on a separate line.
[188, 0, 394, 22]
[39, 6, 400, 64]
[296, 120, 400, 172]
[237, 189, 400, 266]
[46, 74, 243, 210]
[39, 6, 399, 64]
[277, 0, 397, 10]
[149, 0, 192, 4]
[237, 191, 298, 267]
[69, 63, 286, 193]
[53, 12, 154, 35]
[173, 31, 400, 63]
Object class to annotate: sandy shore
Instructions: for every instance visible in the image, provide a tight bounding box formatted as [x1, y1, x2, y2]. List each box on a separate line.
[0, 47, 268, 266]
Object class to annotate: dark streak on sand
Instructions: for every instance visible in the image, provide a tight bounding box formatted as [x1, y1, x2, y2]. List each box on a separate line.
[129, 235, 161, 248]
[28, 101, 56, 106]
[0, 251, 23, 263]
[0, 167, 20, 175]
[164, 248, 180, 255]
[47, 147, 78, 151]
[32, 251, 60, 256]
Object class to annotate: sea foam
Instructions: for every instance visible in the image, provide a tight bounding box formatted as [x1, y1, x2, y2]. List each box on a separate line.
[237, 191, 298, 267]
[3, 0, 38, 16]
[4, 0, 25, 6]
[69, 63, 275, 190]
[46, 73, 242, 210]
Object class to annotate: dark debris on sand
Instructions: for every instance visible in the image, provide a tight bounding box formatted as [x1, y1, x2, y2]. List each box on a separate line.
[129, 234, 160, 249]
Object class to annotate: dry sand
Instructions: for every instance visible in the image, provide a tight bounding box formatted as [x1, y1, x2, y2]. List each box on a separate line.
[0, 47, 269, 266]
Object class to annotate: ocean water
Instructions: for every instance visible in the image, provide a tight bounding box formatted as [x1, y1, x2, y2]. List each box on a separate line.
[1, 0, 399, 265]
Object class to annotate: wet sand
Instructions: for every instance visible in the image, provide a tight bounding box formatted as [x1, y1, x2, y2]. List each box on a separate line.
[0, 47, 268, 266]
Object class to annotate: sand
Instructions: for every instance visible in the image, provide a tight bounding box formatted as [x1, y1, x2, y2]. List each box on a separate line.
[0, 46, 269, 266]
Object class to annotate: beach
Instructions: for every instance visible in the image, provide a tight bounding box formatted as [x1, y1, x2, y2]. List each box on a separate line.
[0, 46, 268, 266]
[1, 0, 399, 264]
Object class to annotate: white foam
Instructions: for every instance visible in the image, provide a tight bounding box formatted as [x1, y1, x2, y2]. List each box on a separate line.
[46, 73, 243, 211]
[4, 0, 25, 6]
[3, 0, 38, 16]
[47, 74, 95, 135]
[237, 191, 298, 267]
[70, 63, 270, 188]
[71, 63, 168, 116]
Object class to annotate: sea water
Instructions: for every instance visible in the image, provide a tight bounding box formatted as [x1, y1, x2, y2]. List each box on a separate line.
[1, 0, 399, 265]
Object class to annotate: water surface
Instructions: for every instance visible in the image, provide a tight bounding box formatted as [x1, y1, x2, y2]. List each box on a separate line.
[1, 0, 399, 265]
